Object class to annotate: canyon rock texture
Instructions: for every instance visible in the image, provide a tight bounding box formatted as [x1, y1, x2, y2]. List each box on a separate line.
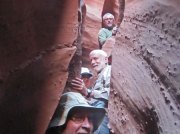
[0, 0, 79, 134]
[0, 0, 180, 134]
[109, 0, 180, 134]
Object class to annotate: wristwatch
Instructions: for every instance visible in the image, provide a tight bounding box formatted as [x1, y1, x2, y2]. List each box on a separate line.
[87, 89, 92, 98]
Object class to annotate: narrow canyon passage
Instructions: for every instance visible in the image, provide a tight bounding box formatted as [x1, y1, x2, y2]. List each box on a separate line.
[0, 0, 179, 134]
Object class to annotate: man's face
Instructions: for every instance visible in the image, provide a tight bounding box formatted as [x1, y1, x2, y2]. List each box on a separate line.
[89, 53, 107, 73]
[103, 14, 114, 29]
[62, 109, 94, 134]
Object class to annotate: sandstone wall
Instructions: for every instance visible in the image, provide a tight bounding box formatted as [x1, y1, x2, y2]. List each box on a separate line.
[109, 0, 180, 133]
[0, 1, 79, 134]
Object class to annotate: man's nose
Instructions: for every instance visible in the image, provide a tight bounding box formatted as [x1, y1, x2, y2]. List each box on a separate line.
[91, 60, 95, 65]
[81, 117, 92, 128]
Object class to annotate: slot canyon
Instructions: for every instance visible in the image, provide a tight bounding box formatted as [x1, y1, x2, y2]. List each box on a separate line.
[0, 0, 180, 134]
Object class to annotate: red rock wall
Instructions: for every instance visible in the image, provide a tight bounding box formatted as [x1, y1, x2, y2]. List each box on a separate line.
[0, 0, 79, 134]
[109, 0, 180, 133]
[82, 0, 104, 67]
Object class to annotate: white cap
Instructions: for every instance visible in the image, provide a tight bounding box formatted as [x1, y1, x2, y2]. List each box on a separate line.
[81, 67, 93, 77]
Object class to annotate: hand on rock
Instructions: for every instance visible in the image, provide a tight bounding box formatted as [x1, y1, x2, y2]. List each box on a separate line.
[112, 26, 119, 36]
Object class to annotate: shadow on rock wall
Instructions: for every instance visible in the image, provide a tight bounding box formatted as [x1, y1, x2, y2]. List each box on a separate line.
[0, 0, 79, 134]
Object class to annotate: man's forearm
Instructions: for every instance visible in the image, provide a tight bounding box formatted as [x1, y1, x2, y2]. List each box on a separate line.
[91, 89, 109, 100]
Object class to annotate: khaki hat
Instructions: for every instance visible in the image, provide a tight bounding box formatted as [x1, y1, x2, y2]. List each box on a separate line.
[48, 92, 105, 131]
[81, 67, 93, 78]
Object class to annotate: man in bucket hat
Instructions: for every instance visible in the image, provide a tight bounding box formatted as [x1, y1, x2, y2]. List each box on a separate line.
[46, 92, 105, 134]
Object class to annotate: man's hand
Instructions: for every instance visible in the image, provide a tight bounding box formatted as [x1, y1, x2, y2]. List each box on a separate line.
[112, 26, 119, 36]
[71, 77, 88, 96]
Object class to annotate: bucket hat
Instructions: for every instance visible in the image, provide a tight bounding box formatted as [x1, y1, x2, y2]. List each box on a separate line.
[81, 67, 93, 78]
[48, 92, 105, 131]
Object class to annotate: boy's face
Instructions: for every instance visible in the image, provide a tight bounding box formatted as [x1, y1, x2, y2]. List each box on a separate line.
[81, 74, 92, 88]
